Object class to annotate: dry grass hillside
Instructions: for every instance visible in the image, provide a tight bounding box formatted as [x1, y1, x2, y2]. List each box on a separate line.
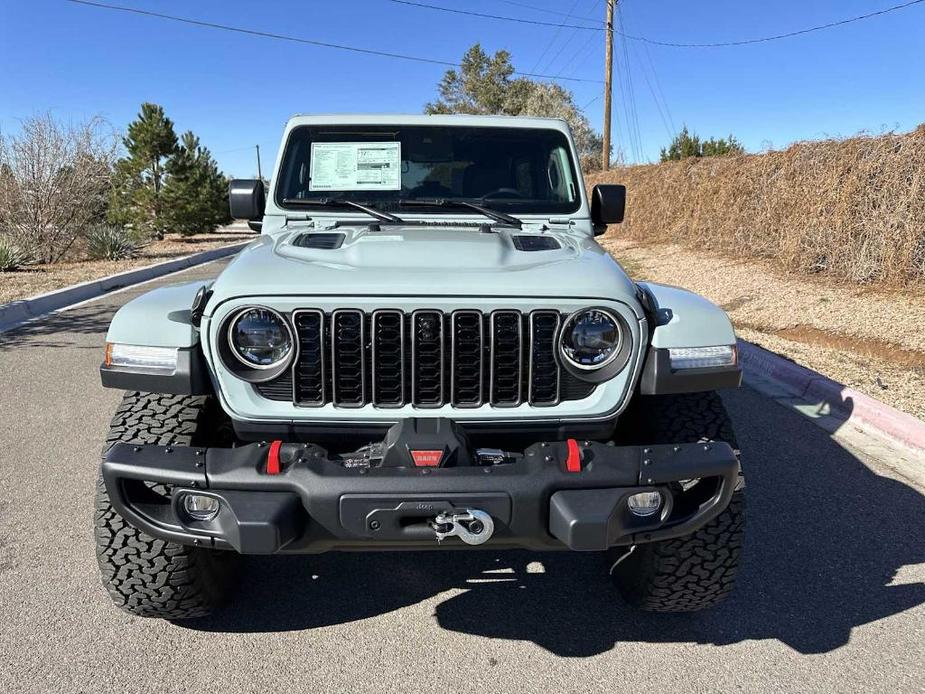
[586, 125, 925, 287]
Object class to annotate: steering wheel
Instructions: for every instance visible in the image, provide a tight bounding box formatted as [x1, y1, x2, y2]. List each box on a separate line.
[480, 188, 525, 200]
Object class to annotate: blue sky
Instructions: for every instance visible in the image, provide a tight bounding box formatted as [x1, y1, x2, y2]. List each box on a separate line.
[1, 0, 923, 176]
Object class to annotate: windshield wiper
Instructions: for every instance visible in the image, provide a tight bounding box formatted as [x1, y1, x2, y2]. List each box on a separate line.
[399, 199, 522, 228]
[282, 197, 404, 224]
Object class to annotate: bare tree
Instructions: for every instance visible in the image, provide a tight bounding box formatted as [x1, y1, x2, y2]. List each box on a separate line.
[0, 114, 118, 264]
[518, 83, 614, 170]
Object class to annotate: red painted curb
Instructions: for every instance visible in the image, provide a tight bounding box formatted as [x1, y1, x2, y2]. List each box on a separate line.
[738, 340, 925, 452]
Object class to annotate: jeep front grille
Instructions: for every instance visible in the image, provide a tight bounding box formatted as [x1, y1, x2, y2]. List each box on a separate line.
[371, 310, 405, 407]
[257, 309, 594, 408]
[489, 311, 523, 406]
[411, 310, 444, 407]
[292, 310, 325, 406]
[450, 311, 483, 407]
[528, 311, 562, 405]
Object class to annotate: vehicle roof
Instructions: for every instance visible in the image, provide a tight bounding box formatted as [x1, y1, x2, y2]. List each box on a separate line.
[285, 113, 571, 131]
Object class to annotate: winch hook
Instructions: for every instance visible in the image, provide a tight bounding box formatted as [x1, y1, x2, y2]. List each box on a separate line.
[431, 509, 494, 545]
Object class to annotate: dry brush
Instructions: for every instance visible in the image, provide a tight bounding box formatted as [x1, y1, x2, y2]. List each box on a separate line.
[0, 114, 118, 265]
[587, 125, 925, 287]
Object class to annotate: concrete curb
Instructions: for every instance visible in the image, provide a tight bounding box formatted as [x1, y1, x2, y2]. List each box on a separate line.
[738, 339, 925, 452]
[0, 242, 249, 333]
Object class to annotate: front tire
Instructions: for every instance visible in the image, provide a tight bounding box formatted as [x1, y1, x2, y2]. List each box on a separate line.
[94, 392, 240, 619]
[608, 391, 745, 612]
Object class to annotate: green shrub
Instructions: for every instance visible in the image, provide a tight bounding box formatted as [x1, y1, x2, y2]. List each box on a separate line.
[86, 224, 142, 261]
[0, 236, 31, 272]
[660, 126, 744, 162]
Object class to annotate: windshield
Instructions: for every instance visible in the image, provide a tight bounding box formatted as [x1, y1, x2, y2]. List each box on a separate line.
[275, 125, 582, 215]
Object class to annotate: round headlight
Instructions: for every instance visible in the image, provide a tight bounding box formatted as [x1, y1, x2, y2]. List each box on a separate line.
[228, 307, 293, 368]
[560, 309, 622, 370]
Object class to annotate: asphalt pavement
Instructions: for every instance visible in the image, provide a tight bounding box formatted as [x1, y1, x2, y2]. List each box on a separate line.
[1, 259, 923, 693]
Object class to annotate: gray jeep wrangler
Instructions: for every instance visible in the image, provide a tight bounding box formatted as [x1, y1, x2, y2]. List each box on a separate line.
[96, 114, 744, 619]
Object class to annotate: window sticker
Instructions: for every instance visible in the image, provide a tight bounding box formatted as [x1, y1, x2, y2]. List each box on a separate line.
[309, 142, 401, 191]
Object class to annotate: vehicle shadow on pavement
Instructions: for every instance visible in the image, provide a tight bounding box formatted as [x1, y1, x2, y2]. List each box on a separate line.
[183, 388, 925, 657]
[0, 305, 113, 350]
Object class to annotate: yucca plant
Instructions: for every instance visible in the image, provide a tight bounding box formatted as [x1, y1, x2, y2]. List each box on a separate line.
[85, 224, 143, 261]
[0, 236, 31, 272]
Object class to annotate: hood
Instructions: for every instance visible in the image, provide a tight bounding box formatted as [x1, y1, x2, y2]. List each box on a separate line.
[208, 224, 637, 305]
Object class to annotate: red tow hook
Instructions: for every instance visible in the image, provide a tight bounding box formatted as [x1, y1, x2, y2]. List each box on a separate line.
[565, 438, 582, 472]
[266, 440, 283, 475]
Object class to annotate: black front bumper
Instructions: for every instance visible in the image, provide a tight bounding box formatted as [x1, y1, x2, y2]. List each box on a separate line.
[101, 433, 739, 554]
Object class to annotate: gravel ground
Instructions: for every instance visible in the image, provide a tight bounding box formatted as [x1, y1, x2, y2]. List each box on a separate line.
[601, 237, 925, 420]
[0, 227, 253, 304]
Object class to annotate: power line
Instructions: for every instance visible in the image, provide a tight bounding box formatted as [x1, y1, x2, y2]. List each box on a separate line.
[61, 0, 603, 83]
[617, 3, 644, 161]
[387, 0, 925, 48]
[494, 0, 605, 23]
[642, 42, 676, 135]
[387, 0, 602, 31]
[617, 0, 925, 48]
[632, 41, 673, 142]
[614, 14, 640, 162]
[539, 9, 591, 75]
[582, 95, 601, 110]
[529, 0, 583, 74]
[545, 0, 604, 77]
[619, 7, 674, 145]
[554, 34, 599, 79]
[554, 1, 607, 80]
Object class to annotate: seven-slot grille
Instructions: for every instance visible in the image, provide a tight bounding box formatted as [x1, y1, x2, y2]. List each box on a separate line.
[264, 309, 584, 409]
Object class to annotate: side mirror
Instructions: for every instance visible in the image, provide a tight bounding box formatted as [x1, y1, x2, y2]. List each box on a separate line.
[229, 179, 266, 221]
[591, 184, 626, 235]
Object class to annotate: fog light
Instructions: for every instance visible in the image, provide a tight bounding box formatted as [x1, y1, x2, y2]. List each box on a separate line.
[182, 494, 220, 521]
[627, 491, 662, 517]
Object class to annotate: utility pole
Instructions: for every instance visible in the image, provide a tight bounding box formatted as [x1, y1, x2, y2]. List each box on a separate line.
[602, 0, 615, 171]
[255, 144, 263, 181]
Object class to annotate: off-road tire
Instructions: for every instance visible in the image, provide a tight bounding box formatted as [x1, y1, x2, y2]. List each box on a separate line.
[608, 391, 745, 612]
[95, 391, 240, 619]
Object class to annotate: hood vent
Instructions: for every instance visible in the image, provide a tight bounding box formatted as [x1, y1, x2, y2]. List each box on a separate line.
[291, 232, 346, 250]
[512, 235, 561, 252]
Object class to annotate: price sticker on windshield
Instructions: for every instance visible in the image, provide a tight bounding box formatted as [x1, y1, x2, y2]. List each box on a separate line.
[309, 142, 401, 191]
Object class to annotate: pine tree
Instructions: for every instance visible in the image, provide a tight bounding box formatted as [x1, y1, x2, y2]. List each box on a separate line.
[108, 103, 178, 238]
[425, 44, 606, 167]
[425, 44, 526, 115]
[660, 126, 744, 162]
[660, 126, 701, 162]
[161, 132, 229, 236]
[702, 134, 744, 158]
